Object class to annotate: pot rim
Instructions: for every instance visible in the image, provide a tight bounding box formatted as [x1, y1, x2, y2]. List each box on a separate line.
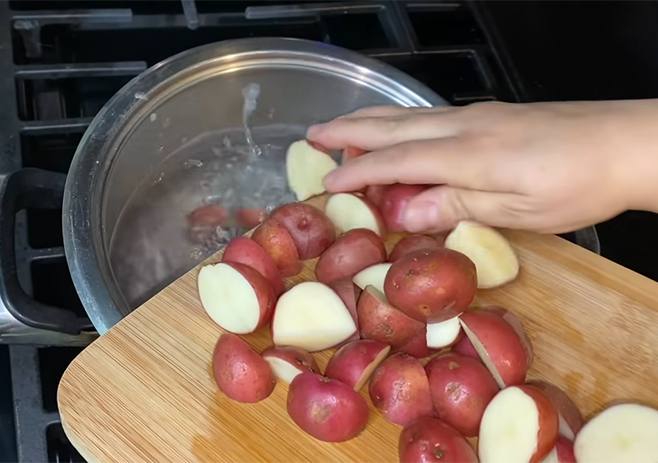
[62, 37, 448, 334]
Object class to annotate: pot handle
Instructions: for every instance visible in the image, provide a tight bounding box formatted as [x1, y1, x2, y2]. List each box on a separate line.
[0, 168, 89, 335]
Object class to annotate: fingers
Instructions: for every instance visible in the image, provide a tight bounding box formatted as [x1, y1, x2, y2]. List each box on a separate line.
[337, 105, 449, 120]
[402, 185, 522, 232]
[323, 137, 505, 193]
[307, 109, 460, 151]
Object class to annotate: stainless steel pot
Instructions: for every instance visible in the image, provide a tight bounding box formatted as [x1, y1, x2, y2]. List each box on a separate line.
[62, 37, 600, 335]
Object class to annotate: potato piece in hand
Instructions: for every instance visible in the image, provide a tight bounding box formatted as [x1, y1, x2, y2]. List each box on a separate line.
[325, 193, 387, 237]
[198, 262, 275, 334]
[380, 184, 428, 232]
[272, 281, 357, 352]
[542, 436, 576, 463]
[369, 352, 434, 427]
[574, 403, 658, 463]
[445, 221, 519, 289]
[478, 384, 558, 463]
[262, 345, 320, 385]
[222, 237, 285, 297]
[425, 352, 499, 437]
[384, 248, 477, 323]
[526, 380, 583, 441]
[459, 310, 529, 388]
[286, 140, 338, 201]
[251, 218, 302, 277]
[325, 340, 391, 391]
[358, 286, 424, 349]
[352, 262, 392, 295]
[287, 372, 369, 442]
[388, 234, 441, 263]
[399, 416, 479, 463]
[212, 333, 276, 403]
[315, 228, 387, 285]
[365, 184, 388, 208]
[270, 203, 336, 260]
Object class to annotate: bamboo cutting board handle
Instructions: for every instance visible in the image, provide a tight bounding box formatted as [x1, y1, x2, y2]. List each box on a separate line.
[58, 195, 658, 463]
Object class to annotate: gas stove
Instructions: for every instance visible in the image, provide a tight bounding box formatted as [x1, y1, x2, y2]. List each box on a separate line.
[1, 1, 658, 462]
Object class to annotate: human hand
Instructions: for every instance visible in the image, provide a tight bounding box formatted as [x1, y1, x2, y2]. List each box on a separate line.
[306, 100, 658, 234]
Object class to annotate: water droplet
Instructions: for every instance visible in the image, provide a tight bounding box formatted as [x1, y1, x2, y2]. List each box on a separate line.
[150, 113, 157, 122]
[184, 159, 203, 168]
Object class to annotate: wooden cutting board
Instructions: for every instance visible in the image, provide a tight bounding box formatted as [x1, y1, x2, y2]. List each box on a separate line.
[58, 195, 658, 463]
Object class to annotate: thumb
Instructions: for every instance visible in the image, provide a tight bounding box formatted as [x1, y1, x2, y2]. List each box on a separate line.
[402, 185, 519, 232]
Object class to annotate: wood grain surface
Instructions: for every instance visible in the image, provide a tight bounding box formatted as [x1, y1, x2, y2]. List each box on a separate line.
[58, 195, 658, 463]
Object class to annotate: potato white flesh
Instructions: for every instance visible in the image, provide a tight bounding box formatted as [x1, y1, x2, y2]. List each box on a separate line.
[286, 140, 338, 201]
[478, 387, 541, 463]
[541, 447, 558, 463]
[325, 193, 385, 236]
[445, 221, 519, 289]
[272, 281, 357, 352]
[558, 415, 574, 441]
[197, 263, 260, 334]
[426, 315, 462, 348]
[574, 403, 658, 463]
[263, 357, 304, 384]
[352, 263, 392, 295]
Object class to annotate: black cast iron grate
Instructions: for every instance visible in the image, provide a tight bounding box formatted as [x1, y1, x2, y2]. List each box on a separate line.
[0, 1, 521, 462]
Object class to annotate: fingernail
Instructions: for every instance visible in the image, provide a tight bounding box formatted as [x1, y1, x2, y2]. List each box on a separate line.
[403, 201, 441, 233]
[306, 123, 326, 138]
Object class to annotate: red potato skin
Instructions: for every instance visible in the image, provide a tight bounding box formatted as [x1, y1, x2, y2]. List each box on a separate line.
[287, 373, 369, 442]
[459, 311, 528, 387]
[222, 237, 286, 297]
[394, 327, 436, 359]
[187, 205, 228, 244]
[343, 146, 368, 162]
[251, 218, 302, 277]
[526, 380, 584, 439]
[328, 278, 362, 344]
[357, 287, 425, 348]
[451, 335, 480, 360]
[221, 262, 276, 330]
[212, 333, 276, 403]
[550, 435, 576, 463]
[368, 353, 435, 427]
[261, 345, 320, 375]
[324, 340, 391, 390]
[389, 234, 441, 263]
[315, 228, 387, 285]
[399, 416, 479, 463]
[365, 185, 388, 208]
[384, 248, 477, 323]
[512, 384, 559, 463]
[479, 306, 534, 366]
[425, 352, 499, 437]
[270, 203, 336, 260]
[237, 208, 266, 229]
[306, 140, 332, 155]
[380, 184, 428, 232]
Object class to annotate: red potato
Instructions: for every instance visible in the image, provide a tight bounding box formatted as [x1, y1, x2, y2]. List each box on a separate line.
[236, 207, 266, 229]
[343, 146, 368, 161]
[425, 352, 499, 437]
[481, 307, 534, 366]
[445, 221, 519, 289]
[384, 248, 477, 323]
[452, 334, 480, 360]
[286, 139, 338, 201]
[197, 262, 275, 334]
[478, 384, 559, 463]
[380, 184, 428, 232]
[287, 372, 369, 442]
[395, 327, 435, 359]
[365, 184, 388, 208]
[187, 204, 228, 244]
[352, 262, 392, 295]
[358, 285, 425, 349]
[270, 203, 336, 260]
[574, 403, 658, 462]
[222, 237, 285, 297]
[315, 228, 386, 285]
[542, 436, 576, 463]
[459, 311, 529, 388]
[251, 218, 302, 277]
[369, 352, 434, 427]
[261, 345, 320, 385]
[212, 333, 276, 403]
[426, 315, 463, 349]
[271, 281, 357, 352]
[526, 381, 583, 440]
[399, 416, 479, 463]
[328, 277, 362, 344]
[389, 234, 441, 263]
[324, 340, 391, 391]
[324, 193, 387, 237]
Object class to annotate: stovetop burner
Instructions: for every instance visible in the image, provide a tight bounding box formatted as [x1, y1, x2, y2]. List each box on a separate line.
[0, 1, 518, 461]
